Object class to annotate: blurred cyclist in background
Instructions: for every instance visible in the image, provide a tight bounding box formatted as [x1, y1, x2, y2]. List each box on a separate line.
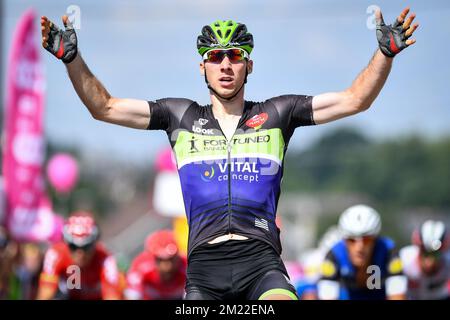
[317, 205, 407, 300]
[400, 220, 450, 300]
[125, 230, 187, 300]
[37, 212, 122, 300]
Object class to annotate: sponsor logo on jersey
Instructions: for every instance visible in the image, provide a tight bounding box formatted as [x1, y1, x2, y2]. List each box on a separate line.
[255, 218, 269, 231]
[200, 166, 215, 182]
[321, 260, 337, 278]
[192, 126, 214, 135]
[388, 257, 403, 274]
[200, 161, 260, 183]
[188, 137, 199, 153]
[245, 113, 268, 130]
[192, 118, 214, 135]
[202, 135, 270, 152]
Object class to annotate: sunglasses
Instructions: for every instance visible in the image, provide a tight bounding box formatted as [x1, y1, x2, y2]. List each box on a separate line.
[203, 48, 249, 63]
[68, 242, 95, 252]
[345, 236, 375, 245]
[421, 249, 442, 259]
[155, 256, 177, 264]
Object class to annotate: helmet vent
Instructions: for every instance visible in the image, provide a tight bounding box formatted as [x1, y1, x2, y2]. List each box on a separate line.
[225, 29, 231, 39]
[217, 29, 222, 37]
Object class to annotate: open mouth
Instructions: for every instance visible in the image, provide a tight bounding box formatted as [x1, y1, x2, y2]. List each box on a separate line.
[218, 76, 234, 87]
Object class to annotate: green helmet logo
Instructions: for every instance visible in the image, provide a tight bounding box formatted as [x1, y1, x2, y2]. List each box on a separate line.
[197, 20, 254, 56]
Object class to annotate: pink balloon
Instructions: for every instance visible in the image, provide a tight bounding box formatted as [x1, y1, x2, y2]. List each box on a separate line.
[47, 153, 79, 193]
[155, 147, 177, 173]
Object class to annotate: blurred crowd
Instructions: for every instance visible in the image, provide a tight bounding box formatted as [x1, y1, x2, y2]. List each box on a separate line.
[0, 205, 449, 300]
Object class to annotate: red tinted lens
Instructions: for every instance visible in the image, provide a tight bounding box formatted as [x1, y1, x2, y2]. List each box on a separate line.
[206, 50, 226, 63]
[206, 49, 245, 63]
[226, 49, 245, 62]
[346, 236, 375, 245]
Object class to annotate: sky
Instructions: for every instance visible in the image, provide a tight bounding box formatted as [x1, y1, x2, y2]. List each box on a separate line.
[3, 0, 450, 164]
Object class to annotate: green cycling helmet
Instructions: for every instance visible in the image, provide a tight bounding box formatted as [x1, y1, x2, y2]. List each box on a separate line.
[197, 20, 254, 56]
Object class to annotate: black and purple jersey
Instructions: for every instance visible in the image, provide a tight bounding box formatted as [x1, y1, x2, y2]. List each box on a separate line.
[147, 95, 315, 257]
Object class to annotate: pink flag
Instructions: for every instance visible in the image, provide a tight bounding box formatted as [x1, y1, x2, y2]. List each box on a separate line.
[3, 9, 61, 242]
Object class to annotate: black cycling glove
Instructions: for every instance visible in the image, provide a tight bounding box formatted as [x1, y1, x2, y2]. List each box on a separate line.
[376, 13, 411, 58]
[44, 18, 78, 64]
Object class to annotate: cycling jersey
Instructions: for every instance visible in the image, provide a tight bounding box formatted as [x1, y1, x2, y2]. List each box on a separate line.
[400, 245, 450, 300]
[147, 95, 315, 257]
[125, 251, 187, 300]
[39, 242, 121, 300]
[317, 237, 407, 300]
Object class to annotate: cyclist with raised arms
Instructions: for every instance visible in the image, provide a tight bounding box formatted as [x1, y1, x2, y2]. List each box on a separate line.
[41, 7, 418, 300]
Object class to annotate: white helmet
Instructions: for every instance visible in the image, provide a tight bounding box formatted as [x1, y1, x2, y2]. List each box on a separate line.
[413, 220, 449, 253]
[338, 204, 381, 238]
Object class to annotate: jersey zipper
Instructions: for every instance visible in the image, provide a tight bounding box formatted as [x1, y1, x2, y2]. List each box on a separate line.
[227, 141, 232, 234]
[213, 106, 246, 236]
[213, 122, 234, 235]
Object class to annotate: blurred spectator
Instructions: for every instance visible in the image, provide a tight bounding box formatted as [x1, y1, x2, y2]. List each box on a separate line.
[16, 243, 44, 300]
[125, 229, 187, 300]
[317, 205, 407, 300]
[0, 226, 20, 299]
[37, 212, 122, 300]
[400, 220, 450, 300]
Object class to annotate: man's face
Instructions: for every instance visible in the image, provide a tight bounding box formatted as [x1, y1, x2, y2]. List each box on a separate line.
[69, 244, 96, 268]
[155, 255, 179, 281]
[200, 49, 253, 99]
[419, 249, 442, 275]
[345, 236, 377, 268]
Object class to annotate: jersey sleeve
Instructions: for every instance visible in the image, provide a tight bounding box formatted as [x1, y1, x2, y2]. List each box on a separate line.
[147, 98, 195, 133]
[124, 256, 150, 300]
[268, 94, 315, 131]
[317, 250, 341, 300]
[100, 255, 122, 300]
[386, 249, 404, 278]
[319, 250, 340, 281]
[385, 248, 408, 297]
[39, 247, 64, 290]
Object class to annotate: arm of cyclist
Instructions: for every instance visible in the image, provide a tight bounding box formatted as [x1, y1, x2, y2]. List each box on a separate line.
[124, 257, 146, 300]
[317, 254, 341, 300]
[101, 256, 123, 300]
[37, 248, 62, 300]
[385, 252, 408, 300]
[311, 7, 418, 125]
[36, 283, 58, 300]
[41, 15, 150, 129]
